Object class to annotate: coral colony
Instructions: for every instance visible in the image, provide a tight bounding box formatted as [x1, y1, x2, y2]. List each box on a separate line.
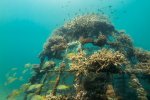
[8, 14, 150, 100]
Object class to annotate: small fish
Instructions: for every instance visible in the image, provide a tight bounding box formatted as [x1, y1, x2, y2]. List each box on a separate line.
[25, 63, 32, 68]
[30, 95, 46, 100]
[20, 83, 31, 92]
[108, 5, 112, 8]
[18, 76, 23, 81]
[11, 68, 18, 71]
[67, 1, 71, 4]
[47, 90, 52, 94]
[75, 12, 78, 16]
[22, 69, 28, 74]
[49, 80, 56, 84]
[5, 77, 18, 86]
[27, 84, 43, 92]
[12, 72, 17, 77]
[30, 71, 35, 75]
[7, 89, 21, 99]
[97, 8, 101, 12]
[57, 84, 70, 90]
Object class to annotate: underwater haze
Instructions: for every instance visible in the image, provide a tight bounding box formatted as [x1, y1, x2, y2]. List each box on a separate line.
[0, 0, 150, 100]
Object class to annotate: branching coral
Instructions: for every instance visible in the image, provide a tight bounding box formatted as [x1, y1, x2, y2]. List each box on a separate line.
[40, 35, 67, 60]
[134, 48, 150, 63]
[8, 13, 150, 100]
[106, 32, 134, 59]
[69, 50, 88, 76]
[64, 14, 110, 29]
[44, 35, 67, 52]
[69, 48, 127, 76]
[116, 32, 133, 47]
[53, 14, 115, 41]
[125, 62, 150, 75]
[88, 49, 127, 73]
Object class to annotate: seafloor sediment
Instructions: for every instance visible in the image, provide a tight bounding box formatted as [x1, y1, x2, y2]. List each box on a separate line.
[8, 14, 150, 100]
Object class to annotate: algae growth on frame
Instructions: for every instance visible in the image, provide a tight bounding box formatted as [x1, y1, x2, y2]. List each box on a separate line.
[7, 14, 150, 100]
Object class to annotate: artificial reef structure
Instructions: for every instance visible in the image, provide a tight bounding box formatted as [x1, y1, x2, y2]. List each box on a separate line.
[8, 14, 150, 100]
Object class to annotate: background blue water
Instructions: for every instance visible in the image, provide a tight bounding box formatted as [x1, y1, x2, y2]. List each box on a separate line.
[0, 0, 150, 99]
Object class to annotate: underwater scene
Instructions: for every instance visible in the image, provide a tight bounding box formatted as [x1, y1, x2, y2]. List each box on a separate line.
[0, 0, 150, 100]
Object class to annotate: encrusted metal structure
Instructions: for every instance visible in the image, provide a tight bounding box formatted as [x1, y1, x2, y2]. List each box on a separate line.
[8, 14, 150, 100]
